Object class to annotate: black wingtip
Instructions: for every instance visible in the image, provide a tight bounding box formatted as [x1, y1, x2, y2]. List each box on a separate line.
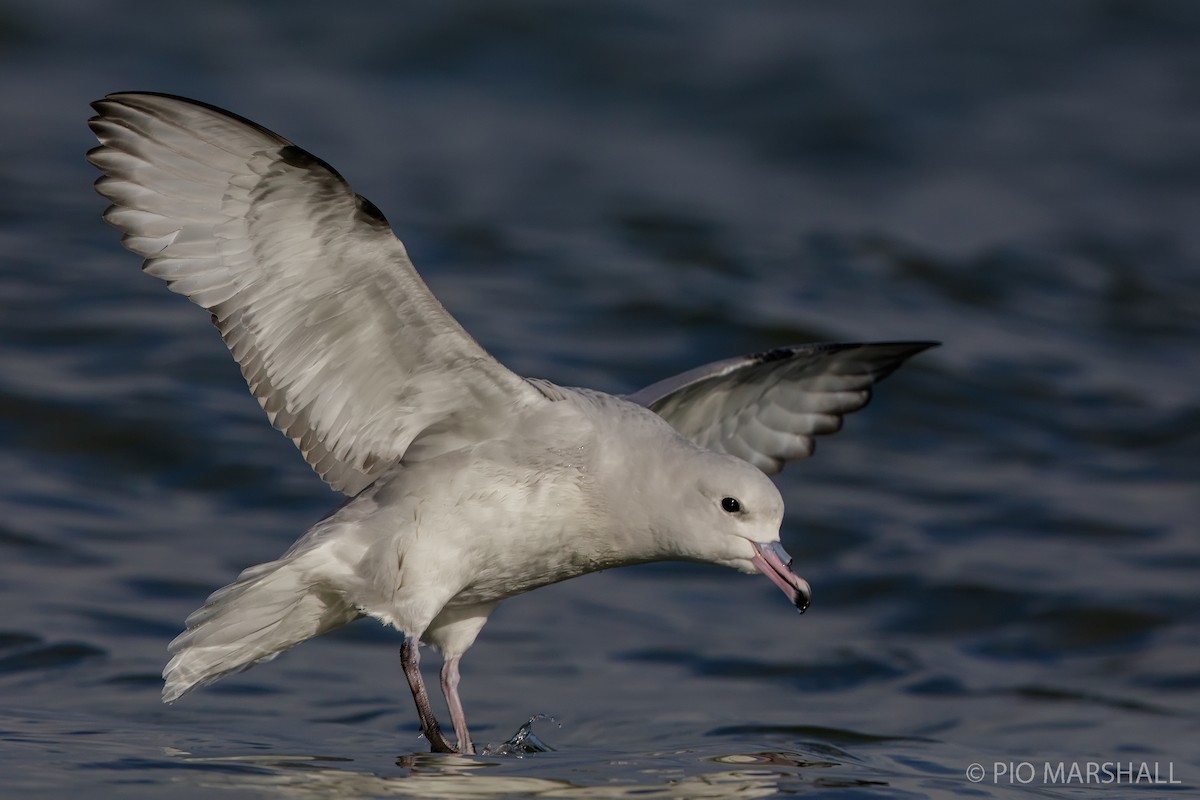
[896, 340, 941, 360]
[750, 340, 939, 368]
[862, 341, 940, 384]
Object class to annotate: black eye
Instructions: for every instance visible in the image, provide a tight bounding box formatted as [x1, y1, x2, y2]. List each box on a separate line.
[721, 496, 742, 514]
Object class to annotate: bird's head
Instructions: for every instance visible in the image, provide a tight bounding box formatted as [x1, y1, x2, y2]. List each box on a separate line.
[676, 449, 811, 612]
[600, 412, 811, 613]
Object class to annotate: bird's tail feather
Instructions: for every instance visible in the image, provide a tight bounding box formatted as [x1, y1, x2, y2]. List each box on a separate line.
[162, 551, 359, 702]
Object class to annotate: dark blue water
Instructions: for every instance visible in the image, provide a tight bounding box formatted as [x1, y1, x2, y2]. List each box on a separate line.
[3, 2, 1198, 797]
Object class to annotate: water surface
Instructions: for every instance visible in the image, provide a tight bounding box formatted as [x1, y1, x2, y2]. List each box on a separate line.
[2, 2, 1198, 797]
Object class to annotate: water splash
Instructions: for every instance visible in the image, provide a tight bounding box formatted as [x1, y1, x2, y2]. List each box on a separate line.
[482, 715, 559, 756]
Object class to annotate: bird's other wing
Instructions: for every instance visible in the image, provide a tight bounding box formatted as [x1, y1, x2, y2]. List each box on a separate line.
[627, 342, 937, 474]
[88, 92, 544, 496]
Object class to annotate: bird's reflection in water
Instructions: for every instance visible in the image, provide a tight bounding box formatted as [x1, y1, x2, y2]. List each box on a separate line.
[170, 718, 897, 798]
[174, 744, 808, 798]
[710, 750, 839, 769]
[188, 764, 785, 799]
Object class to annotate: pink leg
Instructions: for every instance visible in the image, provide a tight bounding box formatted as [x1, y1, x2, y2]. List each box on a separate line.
[400, 638, 456, 753]
[440, 656, 474, 754]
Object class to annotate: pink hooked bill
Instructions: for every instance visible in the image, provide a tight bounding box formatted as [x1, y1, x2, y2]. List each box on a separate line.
[750, 541, 811, 613]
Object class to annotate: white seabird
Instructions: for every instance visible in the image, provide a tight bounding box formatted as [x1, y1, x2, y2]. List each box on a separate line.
[87, 92, 935, 754]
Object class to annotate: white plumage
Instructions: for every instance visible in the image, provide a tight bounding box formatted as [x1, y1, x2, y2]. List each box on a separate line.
[88, 92, 933, 753]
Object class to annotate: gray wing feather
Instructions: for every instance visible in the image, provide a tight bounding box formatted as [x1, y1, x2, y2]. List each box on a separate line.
[88, 92, 543, 496]
[628, 342, 936, 474]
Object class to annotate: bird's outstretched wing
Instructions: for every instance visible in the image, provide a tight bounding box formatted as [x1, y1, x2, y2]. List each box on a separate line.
[88, 92, 544, 496]
[627, 342, 936, 474]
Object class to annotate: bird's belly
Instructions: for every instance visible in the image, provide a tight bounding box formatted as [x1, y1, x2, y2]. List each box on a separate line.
[447, 532, 639, 607]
